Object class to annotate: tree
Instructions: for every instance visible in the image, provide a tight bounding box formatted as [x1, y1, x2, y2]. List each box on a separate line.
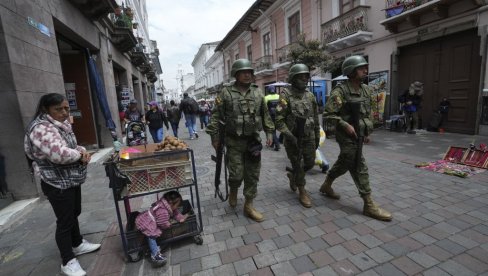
[287, 33, 334, 75]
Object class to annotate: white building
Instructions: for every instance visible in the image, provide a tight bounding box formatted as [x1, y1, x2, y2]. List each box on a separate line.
[205, 51, 225, 100]
[192, 41, 220, 99]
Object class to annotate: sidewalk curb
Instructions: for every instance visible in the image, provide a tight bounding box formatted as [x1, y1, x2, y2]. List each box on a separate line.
[0, 197, 39, 234]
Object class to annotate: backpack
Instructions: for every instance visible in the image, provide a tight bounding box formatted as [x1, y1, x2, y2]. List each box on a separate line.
[186, 98, 199, 114]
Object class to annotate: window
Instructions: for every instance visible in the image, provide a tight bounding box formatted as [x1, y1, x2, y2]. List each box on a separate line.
[263, 32, 271, 56]
[235, 54, 239, 60]
[247, 45, 253, 62]
[340, 0, 359, 14]
[288, 12, 300, 43]
[226, 59, 231, 77]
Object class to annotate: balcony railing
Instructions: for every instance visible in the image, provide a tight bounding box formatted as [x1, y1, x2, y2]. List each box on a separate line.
[276, 44, 293, 64]
[67, 0, 118, 20]
[254, 55, 273, 72]
[321, 6, 370, 44]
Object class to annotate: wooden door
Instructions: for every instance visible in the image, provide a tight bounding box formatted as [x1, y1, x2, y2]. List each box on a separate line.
[61, 53, 97, 145]
[398, 29, 480, 134]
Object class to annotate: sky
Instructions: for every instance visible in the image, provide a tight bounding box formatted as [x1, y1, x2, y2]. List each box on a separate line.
[146, 0, 255, 91]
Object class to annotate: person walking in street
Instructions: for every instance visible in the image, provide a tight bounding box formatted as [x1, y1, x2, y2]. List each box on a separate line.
[124, 99, 144, 123]
[145, 101, 169, 143]
[275, 64, 320, 208]
[167, 100, 181, 137]
[24, 93, 101, 276]
[206, 59, 274, 222]
[179, 92, 199, 139]
[264, 86, 281, 151]
[320, 56, 392, 221]
[398, 81, 423, 134]
[198, 99, 211, 130]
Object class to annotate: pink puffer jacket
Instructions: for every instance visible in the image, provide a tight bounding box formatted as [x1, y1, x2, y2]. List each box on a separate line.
[135, 198, 184, 238]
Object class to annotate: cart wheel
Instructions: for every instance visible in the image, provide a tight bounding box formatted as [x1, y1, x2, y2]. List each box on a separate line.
[194, 235, 203, 245]
[128, 251, 143, 262]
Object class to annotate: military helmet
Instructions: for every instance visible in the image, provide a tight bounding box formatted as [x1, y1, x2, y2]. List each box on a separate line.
[288, 64, 310, 81]
[342, 55, 368, 76]
[231, 59, 254, 77]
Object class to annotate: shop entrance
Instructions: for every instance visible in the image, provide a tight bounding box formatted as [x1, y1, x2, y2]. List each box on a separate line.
[58, 39, 98, 146]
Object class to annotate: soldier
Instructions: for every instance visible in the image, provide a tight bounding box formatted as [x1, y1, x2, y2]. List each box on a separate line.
[275, 64, 320, 208]
[206, 59, 274, 222]
[320, 56, 392, 221]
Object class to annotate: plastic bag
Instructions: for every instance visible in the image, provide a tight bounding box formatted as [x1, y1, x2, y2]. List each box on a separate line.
[315, 149, 329, 173]
[319, 125, 326, 147]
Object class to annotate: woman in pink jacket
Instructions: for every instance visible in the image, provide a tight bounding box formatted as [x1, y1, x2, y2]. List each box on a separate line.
[135, 190, 188, 266]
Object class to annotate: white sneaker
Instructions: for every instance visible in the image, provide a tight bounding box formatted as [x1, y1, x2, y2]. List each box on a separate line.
[72, 239, 101, 256]
[61, 258, 86, 276]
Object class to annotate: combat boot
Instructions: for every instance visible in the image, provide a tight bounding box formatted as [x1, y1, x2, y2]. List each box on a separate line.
[228, 188, 238, 208]
[361, 194, 392, 221]
[287, 172, 297, 192]
[319, 176, 340, 199]
[243, 198, 264, 222]
[298, 186, 312, 208]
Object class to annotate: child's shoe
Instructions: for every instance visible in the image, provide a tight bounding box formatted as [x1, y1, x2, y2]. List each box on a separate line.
[150, 252, 167, 267]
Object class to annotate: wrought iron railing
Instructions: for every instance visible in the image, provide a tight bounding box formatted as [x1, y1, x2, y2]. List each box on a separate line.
[276, 44, 293, 64]
[254, 55, 273, 72]
[384, 0, 431, 18]
[321, 6, 370, 44]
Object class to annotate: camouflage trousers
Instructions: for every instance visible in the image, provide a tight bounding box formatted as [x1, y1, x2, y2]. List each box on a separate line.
[284, 137, 316, 187]
[225, 135, 261, 199]
[328, 134, 372, 195]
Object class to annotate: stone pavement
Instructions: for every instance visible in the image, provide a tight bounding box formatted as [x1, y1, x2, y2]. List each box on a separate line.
[1, 126, 488, 276]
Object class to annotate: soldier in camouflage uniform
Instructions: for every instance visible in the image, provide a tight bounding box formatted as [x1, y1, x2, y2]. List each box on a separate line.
[320, 56, 392, 221]
[206, 59, 274, 222]
[275, 64, 320, 208]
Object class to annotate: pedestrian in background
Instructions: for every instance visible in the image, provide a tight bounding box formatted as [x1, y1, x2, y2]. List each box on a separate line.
[206, 59, 274, 222]
[398, 81, 423, 134]
[321, 56, 392, 221]
[145, 101, 169, 143]
[124, 99, 144, 123]
[179, 92, 199, 139]
[275, 64, 320, 208]
[24, 93, 100, 276]
[264, 86, 280, 151]
[167, 100, 181, 137]
[198, 99, 210, 130]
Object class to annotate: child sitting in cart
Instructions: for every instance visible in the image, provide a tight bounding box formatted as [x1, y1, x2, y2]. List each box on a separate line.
[135, 190, 189, 267]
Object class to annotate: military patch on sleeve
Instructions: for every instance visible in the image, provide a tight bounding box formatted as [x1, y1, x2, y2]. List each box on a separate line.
[215, 96, 222, 106]
[334, 96, 342, 107]
[279, 98, 287, 106]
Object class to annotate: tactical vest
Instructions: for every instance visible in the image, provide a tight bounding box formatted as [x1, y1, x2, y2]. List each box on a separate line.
[336, 83, 373, 136]
[282, 88, 316, 138]
[223, 86, 263, 136]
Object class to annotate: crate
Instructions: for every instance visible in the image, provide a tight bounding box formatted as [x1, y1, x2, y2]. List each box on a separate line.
[119, 144, 190, 165]
[158, 200, 198, 241]
[118, 160, 193, 195]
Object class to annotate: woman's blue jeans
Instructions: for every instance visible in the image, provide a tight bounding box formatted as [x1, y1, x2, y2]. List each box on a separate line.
[149, 127, 163, 143]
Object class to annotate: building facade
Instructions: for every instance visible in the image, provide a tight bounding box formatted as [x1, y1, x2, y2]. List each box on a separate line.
[214, 0, 488, 135]
[191, 41, 220, 99]
[0, 0, 162, 200]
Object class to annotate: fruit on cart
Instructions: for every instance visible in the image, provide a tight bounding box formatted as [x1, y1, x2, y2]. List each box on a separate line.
[156, 136, 188, 151]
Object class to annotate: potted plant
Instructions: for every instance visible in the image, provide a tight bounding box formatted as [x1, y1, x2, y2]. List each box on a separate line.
[132, 22, 139, 29]
[114, 6, 122, 16]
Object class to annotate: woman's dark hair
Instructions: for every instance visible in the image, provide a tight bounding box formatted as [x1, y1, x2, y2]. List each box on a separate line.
[170, 100, 175, 105]
[33, 93, 66, 119]
[163, 190, 182, 206]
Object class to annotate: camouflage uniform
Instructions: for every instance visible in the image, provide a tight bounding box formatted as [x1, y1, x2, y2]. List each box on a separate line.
[206, 84, 274, 200]
[275, 86, 320, 188]
[323, 81, 375, 195]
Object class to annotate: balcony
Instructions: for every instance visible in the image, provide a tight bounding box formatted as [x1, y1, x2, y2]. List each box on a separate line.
[276, 44, 293, 67]
[254, 55, 274, 76]
[106, 10, 137, 53]
[67, 0, 118, 20]
[129, 45, 148, 66]
[321, 5, 372, 52]
[380, 0, 486, 33]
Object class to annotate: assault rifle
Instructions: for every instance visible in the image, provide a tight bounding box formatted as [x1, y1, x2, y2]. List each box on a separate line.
[211, 120, 228, 202]
[285, 117, 307, 182]
[349, 101, 364, 171]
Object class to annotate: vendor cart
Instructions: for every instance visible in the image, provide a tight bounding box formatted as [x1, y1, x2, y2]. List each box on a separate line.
[104, 147, 203, 262]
